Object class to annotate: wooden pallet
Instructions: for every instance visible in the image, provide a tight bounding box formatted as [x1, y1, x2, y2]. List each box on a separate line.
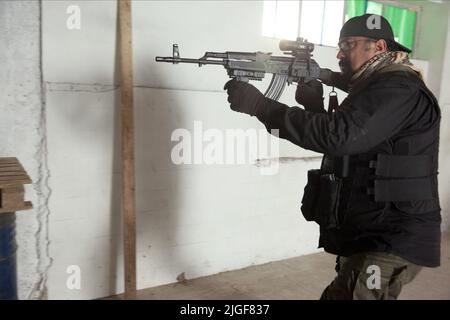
[0, 157, 33, 213]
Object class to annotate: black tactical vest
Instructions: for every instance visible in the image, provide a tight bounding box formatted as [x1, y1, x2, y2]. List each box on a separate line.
[303, 66, 442, 267]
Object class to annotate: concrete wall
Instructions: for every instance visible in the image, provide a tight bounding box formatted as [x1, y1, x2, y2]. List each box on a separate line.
[0, 1, 51, 299]
[437, 7, 450, 232]
[1, 0, 449, 299]
[404, 0, 450, 97]
[439, 7, 450, 105]
[42, 0, 327, 300]
[400, 0, 450, 232]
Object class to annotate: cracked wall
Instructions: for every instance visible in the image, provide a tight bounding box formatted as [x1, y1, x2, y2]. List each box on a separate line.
[0, 0, 51, 299]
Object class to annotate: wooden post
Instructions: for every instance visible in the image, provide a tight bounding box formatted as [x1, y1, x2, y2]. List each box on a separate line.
[118, 0, 136, 298]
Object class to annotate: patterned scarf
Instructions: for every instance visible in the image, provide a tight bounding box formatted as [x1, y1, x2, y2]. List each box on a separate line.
[350, 51, 423, 89]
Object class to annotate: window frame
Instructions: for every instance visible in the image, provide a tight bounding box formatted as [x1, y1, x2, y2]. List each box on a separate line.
[296, 0, 347, 48]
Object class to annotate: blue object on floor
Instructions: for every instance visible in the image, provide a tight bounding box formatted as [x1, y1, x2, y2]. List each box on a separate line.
[0, 212, 17, 300]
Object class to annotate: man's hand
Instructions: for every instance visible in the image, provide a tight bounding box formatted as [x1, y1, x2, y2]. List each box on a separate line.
[319, 68, 350, 93]
[224, 79, 266, 116]
[295, 80, 326, 113]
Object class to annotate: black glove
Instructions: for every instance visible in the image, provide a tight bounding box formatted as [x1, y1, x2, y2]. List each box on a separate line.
[224, 79, 266, 116]
[295, 80, 326, 113]
[319, 68, 350, 93]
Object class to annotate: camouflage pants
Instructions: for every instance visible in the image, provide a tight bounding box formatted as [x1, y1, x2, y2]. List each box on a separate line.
[320, 251, 422, 300]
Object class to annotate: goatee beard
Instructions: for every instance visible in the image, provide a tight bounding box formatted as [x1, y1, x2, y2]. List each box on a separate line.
[339, 59, 354, 83]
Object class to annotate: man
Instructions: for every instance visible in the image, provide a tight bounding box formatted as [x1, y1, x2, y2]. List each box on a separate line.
[224, 14, 441, 300]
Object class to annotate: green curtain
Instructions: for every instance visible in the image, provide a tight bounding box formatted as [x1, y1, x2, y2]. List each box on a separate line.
[379, 4, 416, 53]
[345, 0, 416, 54]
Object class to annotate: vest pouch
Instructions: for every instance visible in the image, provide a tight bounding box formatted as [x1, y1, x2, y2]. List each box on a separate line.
[392, 199, 441, 215]
[301, 169, 322, 222]
[315, 174, 342, 229]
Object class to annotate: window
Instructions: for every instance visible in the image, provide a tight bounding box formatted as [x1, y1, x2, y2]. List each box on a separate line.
[262, 0, 345, 46]
[262, 0, 300, 41]
[299, 0, 345, 46]
[262, 0, 417, 52]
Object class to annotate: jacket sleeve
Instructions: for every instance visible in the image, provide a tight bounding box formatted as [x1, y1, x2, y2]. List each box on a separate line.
[255, 75, 421, 156]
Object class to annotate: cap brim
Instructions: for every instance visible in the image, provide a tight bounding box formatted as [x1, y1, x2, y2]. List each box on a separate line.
[392, 41, 412, 53]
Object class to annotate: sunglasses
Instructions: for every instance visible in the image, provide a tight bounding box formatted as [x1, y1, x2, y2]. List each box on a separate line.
[338, 39, 377, 52]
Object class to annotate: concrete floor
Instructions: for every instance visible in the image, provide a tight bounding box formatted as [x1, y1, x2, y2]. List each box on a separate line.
[107, 232, 450, 300]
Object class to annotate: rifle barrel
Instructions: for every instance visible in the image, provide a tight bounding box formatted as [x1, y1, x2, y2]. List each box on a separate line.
[155, 57, 226, 65]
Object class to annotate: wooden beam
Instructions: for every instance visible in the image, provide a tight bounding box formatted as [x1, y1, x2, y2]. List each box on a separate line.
[0, 158, 19, 164]
[0, 166, 24, 172]
[0, 158, 33, 214]
[0, 201, 33, 214]
[118, 0, 136, 299]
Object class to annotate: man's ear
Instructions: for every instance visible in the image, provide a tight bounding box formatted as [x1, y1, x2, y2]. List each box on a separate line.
[375, 39, 388, 53]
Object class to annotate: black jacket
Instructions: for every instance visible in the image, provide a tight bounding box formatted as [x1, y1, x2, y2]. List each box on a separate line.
[256, 68, 441, 267]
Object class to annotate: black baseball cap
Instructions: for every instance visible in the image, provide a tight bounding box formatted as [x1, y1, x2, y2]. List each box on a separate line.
[340, 14, 412, 53]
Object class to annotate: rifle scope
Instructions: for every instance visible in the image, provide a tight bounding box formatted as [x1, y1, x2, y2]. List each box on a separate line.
[279, 38, 314, 53]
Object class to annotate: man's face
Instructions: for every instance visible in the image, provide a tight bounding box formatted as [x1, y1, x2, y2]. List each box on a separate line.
[337, 36, 387, 76]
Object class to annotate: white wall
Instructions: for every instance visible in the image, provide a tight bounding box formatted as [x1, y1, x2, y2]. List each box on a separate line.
[404, 0, 450, 97]
[437, 7, 450, 232]
[2, 0, 449, 300]
[439, 8, 450, 105]
[43, 0, 329, 299]
[42, 0, 450, 299]
[0, 1, 51, 299]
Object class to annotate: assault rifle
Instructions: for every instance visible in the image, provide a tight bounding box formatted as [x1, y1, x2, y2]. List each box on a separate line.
[156, 37, 337, 101]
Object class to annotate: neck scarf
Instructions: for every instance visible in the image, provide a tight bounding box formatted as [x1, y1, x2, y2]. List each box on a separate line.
[350, 51, 423, 89]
